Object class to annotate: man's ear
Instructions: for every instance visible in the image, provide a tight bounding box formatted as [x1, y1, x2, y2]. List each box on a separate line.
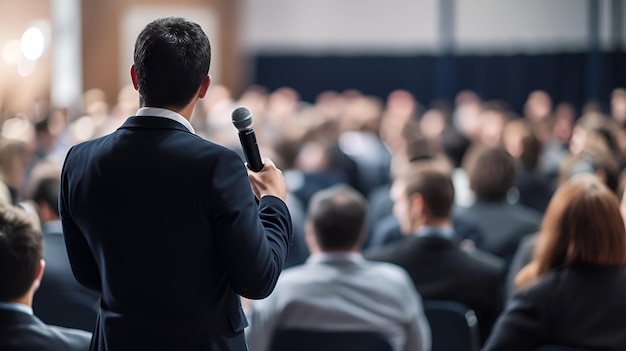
[37, 201, 53, 222]
[33, 259, 45, 290]
[410, 193, 425, 216]
[130, 65, 139, 91]
[197, 75, 212, 99]
[304, 220, 320, 253]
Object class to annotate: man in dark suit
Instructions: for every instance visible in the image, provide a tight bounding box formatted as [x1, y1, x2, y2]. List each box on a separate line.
[59, 17, 293, 351]
[0, 205, 92, 350]
[32, 175, 100, 331]
[454, 147, 542, 260]
[366, 167, 504, 344]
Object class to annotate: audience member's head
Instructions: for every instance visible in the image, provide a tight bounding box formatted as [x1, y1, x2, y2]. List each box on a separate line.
[0, 138, 30, 195]
[132, 17, 211, 109]
[552, 102, 576, 145]
[524, 90, 553, 122]
[306, 185, 368, 252]
[516, 174, 626, 289]
[32, 176, 61, 221]
[0, 205, 44, 304]
[502, 118, 542, 170]
[440, 126, 471, 169]
[611, 87, 626, 125]
[569, 113, 619, 158]
[391, 165, 455, 235]
[477, 101, 512, 147]
[453, 90, 482, 140]
[559, 148, 620, 194]
[420, 103, 450, 139]
[467, 147, 517, 202]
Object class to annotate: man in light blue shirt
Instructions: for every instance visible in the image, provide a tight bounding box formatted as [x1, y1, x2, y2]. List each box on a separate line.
[246, 185, 431, 351]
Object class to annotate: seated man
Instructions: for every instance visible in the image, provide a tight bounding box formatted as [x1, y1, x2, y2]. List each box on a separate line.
[454, 147, 542, 259]
[366, 166, 505, 344]
[0, 205, 91, 350]
[245, 185, 431, 351]
[32, 175, 100, 331]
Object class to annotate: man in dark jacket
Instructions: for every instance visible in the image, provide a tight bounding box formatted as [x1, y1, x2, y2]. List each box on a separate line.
[0, 205, 91, 351]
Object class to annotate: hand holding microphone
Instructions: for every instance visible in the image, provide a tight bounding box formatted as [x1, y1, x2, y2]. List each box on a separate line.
[231, 106, 287, 202]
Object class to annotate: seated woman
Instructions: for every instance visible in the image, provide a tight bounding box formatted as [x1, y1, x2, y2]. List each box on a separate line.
[483, 174, 626, 350]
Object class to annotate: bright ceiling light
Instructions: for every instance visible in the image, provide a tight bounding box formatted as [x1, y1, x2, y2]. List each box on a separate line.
[21, 26, 45, 61]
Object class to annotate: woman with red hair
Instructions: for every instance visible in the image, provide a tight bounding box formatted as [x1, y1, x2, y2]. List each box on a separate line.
[484, 174, 626, 350]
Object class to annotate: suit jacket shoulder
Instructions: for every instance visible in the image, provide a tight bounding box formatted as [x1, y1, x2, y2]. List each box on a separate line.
[366, 235, 504, 275]
[0, 309, 92, 351]
[485, 265, 626, 350]
[365, 235, 505, 343]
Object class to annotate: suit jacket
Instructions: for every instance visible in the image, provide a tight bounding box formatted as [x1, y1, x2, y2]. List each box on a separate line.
[245, 254, 431, 351]
[505, 233, 537, 300]
[33, 221, 100, 331]
[0, 307, 92, 351]
[515, 166, 553, 214]
[454, 201, 542, 259]
[59, 116, 293, 351]
[366, 213, 485, 251]
[366, 235, 504, 344]
[483, 264, 626, 350]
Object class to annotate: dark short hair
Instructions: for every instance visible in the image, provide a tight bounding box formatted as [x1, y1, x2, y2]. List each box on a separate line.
[32, 176, 60, 216]
[134, 17, 211, 108]
[398, 166, 455, 219]
[0, 206, 42, 301]
[468, 147, 517, 201]
[308, 185, 367, 251]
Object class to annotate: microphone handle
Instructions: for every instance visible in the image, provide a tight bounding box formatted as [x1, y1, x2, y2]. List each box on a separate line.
[238, 128, 264, 172]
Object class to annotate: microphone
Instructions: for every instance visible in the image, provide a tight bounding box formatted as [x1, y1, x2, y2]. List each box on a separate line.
[231, 106, 264, 172]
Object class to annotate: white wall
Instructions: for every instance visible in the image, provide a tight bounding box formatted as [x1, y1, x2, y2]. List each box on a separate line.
[241, 0, 439, 53]
[455, 0, 588, 53]
[241, 0, 618, 55]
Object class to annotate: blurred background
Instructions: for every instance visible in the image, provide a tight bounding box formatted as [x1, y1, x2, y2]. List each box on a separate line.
[1, 0, 625, 119]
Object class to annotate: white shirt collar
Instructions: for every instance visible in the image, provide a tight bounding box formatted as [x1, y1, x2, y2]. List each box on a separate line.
[414, 225, 455, 239]
[307, 252, 364, 264]
[136, 107, 195, 134]
[0, 302, 33, 315]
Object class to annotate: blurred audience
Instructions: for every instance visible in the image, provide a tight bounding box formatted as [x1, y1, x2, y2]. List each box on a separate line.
[502, 118, 553, 213]
[3, 80, 626, 347]
[31, 174, 100, 331]
[245, 185, 431, 351]
[536, 102, 575, 187]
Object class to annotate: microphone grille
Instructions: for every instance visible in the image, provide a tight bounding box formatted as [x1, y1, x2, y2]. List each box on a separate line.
[231, 106, 252, 130]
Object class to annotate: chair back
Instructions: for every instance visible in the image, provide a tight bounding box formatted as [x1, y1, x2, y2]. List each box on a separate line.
[423, 300, 480, 351]
[535, 346, 595, 351]
[269, 329, 393, 351]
